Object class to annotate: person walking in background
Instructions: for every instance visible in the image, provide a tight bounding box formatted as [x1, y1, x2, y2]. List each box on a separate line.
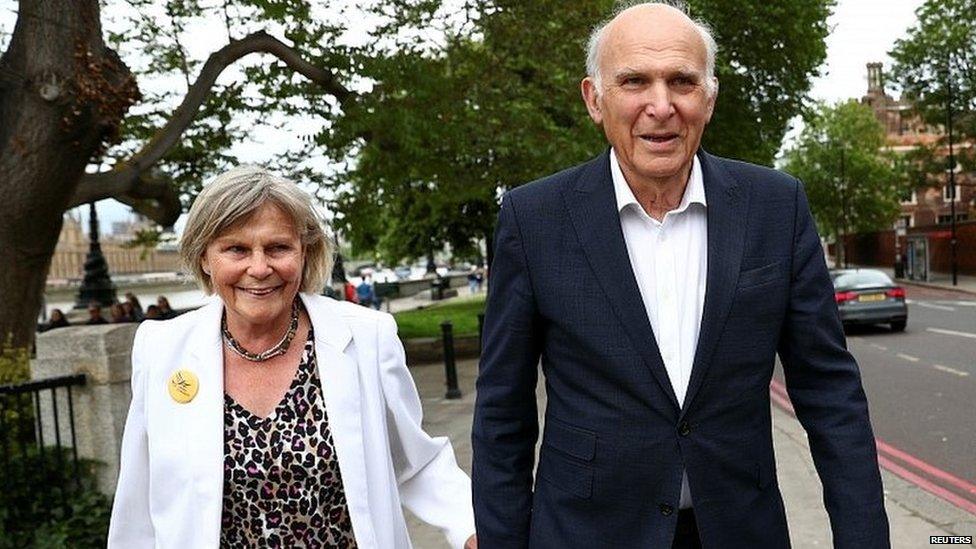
[343, 279, 359, 304]
[356, 275, 375, 308]
[144, 305, 162, 320]
[85, 302, 108, 325]
[156, 295, 176, 319]
[467, 267, 480, 294]
[125, 292, 145, 321]
[472, 3, 888, 548]
[110, 302, 133, 323]
[40, 308, 70, 332]
[109, 166, 476, 549]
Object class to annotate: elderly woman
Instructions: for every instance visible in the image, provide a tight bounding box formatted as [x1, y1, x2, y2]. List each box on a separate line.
[109, 166, 476, 548]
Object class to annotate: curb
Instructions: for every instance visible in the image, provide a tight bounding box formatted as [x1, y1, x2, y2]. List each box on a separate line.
[896, 279, 976, 297]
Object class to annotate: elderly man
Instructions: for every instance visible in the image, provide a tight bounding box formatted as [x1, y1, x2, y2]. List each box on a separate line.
[472, 3, 889, 548]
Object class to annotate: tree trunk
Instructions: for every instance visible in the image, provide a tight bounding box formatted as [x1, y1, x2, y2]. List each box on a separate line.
[0, 0, 137, 350]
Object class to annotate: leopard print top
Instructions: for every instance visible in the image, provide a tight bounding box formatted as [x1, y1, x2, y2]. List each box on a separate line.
[220, 328, 358, 548]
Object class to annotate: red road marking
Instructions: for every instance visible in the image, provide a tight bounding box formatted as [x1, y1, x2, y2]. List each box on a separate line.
[877, 455, 976, 516]
[769, 378, 976, 516]
[876, 439, 976, 497]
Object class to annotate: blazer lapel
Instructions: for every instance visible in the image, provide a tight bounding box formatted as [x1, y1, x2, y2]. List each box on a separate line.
[563, 151, 680, 410]
[300, 294, 374, 546]
[183, 298, 226, 545]
[681, 151, 750, 418]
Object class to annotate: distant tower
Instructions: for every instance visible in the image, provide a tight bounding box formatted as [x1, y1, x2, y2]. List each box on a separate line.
[866, 62, 884, 94]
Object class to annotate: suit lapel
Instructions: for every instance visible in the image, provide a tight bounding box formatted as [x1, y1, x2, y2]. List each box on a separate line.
[563, 151, 680, 410]
[681, 151, 750, 418]
[300, 294, 374, 545]
[184, 298, 226, 545]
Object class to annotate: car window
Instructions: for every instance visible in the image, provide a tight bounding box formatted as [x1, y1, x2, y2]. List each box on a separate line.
[833, 270, 893, 289]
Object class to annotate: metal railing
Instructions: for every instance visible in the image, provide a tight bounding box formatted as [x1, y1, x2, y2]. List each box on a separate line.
[0, 374, 88, 521]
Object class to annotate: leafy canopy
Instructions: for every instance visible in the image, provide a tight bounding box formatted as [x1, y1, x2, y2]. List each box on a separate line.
[326, 0, 834, 263]
[889, 0, 976, 178]
[783, 101, 902, 244]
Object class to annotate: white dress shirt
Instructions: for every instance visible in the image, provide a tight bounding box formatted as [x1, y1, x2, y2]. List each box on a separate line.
[611, 149, 707, 509]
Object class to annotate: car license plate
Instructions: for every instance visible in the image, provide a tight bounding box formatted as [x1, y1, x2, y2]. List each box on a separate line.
[858, 293, 885, 302]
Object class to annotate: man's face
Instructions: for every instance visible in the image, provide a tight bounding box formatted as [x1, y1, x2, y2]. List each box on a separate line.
[582, 6, 717, 188]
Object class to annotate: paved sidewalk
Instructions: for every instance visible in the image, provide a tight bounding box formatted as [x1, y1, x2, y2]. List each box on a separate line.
[403, 358, 975, 548]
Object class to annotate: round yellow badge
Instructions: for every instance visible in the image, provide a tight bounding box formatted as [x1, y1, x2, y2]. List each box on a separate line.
[168, 369, 199, 404]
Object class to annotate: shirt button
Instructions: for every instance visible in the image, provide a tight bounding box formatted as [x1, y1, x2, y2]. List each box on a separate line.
[679, 421, 692, 437]
[659, 503, 674, 516]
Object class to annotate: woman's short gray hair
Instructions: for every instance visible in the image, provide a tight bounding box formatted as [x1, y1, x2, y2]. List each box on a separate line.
[179, 165, 335, 294]
[585, 1, 718, 97]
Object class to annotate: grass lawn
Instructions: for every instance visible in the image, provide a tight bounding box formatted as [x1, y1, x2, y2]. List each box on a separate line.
[393, 294, 486, 339]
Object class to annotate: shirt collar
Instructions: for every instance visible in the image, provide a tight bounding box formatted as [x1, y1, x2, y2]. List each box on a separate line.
[610, 148, 707, 215]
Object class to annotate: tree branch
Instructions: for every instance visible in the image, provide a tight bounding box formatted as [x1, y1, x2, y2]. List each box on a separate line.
[69, 168, 182, 226]
[69, 31, 354, 223]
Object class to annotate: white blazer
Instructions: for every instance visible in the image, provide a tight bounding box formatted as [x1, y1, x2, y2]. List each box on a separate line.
[108, 293, 475, 548]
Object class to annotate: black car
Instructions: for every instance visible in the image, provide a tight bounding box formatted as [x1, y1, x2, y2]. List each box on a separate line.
[830, 269, 908, 332]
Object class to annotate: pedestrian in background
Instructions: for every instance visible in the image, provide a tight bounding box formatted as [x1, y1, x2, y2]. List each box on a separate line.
[110, 303, 133, 323]
[156, 295, 176, 319]
[356, 275, 375, 308]
[125, 292, 145, 321]
[40, 308, 70, 332]
[85, 302, 108, 325]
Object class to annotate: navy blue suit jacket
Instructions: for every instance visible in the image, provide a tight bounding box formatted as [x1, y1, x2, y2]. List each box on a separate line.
[472, 150, 889, 548]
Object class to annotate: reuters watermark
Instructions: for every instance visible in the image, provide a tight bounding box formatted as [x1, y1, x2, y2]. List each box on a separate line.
[930, 536, 973, 545]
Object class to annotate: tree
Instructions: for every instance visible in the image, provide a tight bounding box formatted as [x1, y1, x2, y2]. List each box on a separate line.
[689, 0, 835, 165]
[0, 0, 835, 352]
[889, 0, 975, 196]
[783, 101, 901, 267]
[325, 0, 834, 264]
[0, 1, 353, 351]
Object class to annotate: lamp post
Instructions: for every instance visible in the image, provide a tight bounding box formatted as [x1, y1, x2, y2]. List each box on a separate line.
[74, 201, 118, 309]
[944, 50, 958, 286]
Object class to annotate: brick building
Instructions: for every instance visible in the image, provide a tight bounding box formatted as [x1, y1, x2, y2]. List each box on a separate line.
[861, 62, 974, 229]
[47, 214, 180, 284]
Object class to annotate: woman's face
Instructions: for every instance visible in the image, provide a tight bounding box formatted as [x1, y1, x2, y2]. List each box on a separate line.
[201, 203, 304, 331]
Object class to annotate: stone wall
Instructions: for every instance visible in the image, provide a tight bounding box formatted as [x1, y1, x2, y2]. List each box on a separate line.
[31, 324, 137, 496]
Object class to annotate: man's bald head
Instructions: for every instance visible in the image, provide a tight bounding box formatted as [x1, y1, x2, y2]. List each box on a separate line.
[586, 1, 718, 97]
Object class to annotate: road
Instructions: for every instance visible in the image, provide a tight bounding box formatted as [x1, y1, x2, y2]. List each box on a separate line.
[775, 284, 976, 511]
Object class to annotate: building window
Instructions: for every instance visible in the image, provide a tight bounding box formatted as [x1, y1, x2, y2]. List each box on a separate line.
[936, 214, 967, 225]
[900, 189, 917, 205]
[943, 184, 960, 202]
[899, 214, 913, 229]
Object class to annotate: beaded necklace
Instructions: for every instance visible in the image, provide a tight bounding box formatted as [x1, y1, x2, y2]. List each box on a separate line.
[221, 298, 301, 362]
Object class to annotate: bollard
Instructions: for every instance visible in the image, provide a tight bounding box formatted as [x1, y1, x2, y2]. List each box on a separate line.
[441, 321, 462, 399]
[477, 312, 485, 355]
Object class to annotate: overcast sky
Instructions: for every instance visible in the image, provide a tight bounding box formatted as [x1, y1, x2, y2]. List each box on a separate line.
[4, 0, 929, 232]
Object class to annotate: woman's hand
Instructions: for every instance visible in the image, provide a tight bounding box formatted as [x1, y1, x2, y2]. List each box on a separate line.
[464, 534, 478, 549]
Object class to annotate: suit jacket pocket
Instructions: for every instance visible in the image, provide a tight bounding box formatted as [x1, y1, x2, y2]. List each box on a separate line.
[537, 418, 597, 498]
[737, 260, 784, 290]
[537, 448, 594, 499]
[543, 418, 596, 461]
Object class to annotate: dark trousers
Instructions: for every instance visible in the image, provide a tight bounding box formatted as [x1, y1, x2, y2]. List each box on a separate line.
[671, 509, 702, 549]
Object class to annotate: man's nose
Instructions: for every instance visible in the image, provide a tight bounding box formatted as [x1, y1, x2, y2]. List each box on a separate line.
[643, 83, 674, 119]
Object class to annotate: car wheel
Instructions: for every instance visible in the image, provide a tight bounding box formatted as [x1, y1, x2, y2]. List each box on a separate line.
[891, 320, 907, 332]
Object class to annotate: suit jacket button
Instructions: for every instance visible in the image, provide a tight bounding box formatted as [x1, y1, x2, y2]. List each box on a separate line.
[659, 503, 674, 516]
[678, 421, 691, 437]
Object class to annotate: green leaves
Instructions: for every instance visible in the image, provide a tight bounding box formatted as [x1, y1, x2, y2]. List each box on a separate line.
[889, 0, 975, 172]
[783, 101, 902, 263]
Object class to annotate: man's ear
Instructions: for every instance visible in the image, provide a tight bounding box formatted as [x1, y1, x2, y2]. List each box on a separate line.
[581, 77, 604, 125]
[704, 77, 719, 124]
